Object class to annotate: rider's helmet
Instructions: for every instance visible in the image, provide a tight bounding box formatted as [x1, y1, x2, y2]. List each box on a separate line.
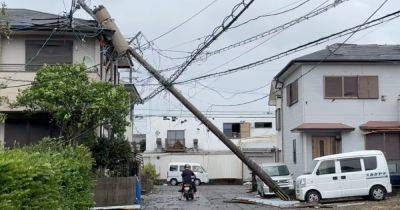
[184, 164, 190, 169]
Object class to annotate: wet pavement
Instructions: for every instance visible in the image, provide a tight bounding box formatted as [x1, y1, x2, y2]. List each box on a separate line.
[142, 185, 280, 210]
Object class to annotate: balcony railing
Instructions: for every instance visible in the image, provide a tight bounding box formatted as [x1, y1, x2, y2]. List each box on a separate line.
[165, 138, 185, 152]
[224, 131, 241, 139]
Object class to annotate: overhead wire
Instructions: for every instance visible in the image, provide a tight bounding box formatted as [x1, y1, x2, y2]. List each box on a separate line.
[175, 9, 400, 84]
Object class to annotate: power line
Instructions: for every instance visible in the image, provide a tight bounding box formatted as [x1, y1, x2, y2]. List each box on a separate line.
[145, 0, 219, 44]
[230, 0, 312, 29]
[142, 0, 256, 102]
[176, 9, 400, 84]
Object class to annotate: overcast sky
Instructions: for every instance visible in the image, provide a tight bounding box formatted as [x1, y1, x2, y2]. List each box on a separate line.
[6, 0, 400, 134]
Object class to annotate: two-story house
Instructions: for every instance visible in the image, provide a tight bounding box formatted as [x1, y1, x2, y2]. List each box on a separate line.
[141, 115, 279, 182]
[268, 44, 400, 185]
[0, 9, 139, 146]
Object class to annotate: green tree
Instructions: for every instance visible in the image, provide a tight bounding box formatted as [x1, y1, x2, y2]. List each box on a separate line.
[14, 64, 131, 141]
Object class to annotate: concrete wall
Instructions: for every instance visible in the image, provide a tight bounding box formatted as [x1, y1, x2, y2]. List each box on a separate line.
[279, 63, 400, 177]
[143, 152, 243, 180]
[144, 116, 276, 152]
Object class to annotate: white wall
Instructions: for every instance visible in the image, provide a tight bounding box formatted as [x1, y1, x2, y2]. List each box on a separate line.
[279, 63, 400, 177]
[143, 116, 276, 152]
[143, 152, 243, 180]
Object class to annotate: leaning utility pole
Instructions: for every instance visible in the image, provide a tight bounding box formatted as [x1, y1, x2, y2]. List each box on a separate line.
[78, 1, 291, 200]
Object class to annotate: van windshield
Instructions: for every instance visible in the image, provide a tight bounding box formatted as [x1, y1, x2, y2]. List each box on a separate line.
[262, 165, 290, 177]
[305, 160, 319, 174]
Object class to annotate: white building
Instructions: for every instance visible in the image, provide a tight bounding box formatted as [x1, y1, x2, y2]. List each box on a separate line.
[141, 115, 279, 181]
[268, 44, 400, 185]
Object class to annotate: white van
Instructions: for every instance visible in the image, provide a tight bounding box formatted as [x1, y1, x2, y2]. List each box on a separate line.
[167, 162, 210, 186]
[296, 150, 392, 203]
[256, 163, 294, 196]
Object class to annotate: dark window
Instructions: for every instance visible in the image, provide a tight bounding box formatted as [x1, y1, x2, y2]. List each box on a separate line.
[293, 139, 297, 164]
[25, 40, 73, 71]
[319, 141, 325, 157]
[275, 108, 281, 131]
[340, 158, 362, 173]
[167, 130, 185, 140]
[169, 165, 178, 172]
[325, 76, 378, 99]
[179, 165, 190, 171]
[363, 156, 377, 171]
[343, 76, 358, 97]
[223, 123, 241, 138]
[325, 76, 342, 98]
[318, 160, 336, 175]
[286, 80, 298, 106]
[255, 122, 272, 128]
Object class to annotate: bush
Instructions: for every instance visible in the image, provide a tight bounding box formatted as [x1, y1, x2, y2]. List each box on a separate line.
[0, 139, 94, 209]
[140, 163, 159, 193]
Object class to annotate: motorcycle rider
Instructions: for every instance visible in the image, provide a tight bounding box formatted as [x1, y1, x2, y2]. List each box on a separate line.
[179, 164, 197, 200]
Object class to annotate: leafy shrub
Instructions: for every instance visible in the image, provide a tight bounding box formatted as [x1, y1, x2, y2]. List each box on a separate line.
[140, 163, 159, 193]
[0, 139, 94, 209]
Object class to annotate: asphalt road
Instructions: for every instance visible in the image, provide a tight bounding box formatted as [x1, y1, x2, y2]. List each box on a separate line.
[142, 185, 277, 210]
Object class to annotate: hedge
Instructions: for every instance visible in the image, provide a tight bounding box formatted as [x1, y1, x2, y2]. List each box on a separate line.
[0, 139, 94, 209]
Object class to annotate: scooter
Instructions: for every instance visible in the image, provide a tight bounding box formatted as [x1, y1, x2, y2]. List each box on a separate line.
[182, 183, 195, 201]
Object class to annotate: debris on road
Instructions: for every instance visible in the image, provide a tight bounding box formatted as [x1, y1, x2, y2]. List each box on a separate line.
[229, 197, 300, 208]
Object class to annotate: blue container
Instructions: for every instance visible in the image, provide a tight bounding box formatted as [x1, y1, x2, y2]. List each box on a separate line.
[135, 177, 141, 204]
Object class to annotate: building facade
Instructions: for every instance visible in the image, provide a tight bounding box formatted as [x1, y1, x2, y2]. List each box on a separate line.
[269, 44, 400, 185]
[0, 9, 138, 146]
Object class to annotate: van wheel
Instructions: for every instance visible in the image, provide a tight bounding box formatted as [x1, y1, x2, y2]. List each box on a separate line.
[170, 178, 178, 186]
[194, 179, 201, 186]
[306, 190, 321, 203]
[370, 185, 386, 201]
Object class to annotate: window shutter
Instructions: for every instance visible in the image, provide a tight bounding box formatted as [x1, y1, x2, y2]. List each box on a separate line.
[343, 76, 358, 97]
[291, 80, 298, 104]
[358, 76, 379, 99]
[286, 84, 291, 106]
[324, 77, 342, 98]
[240, 122, 251, 138]
[275, 108, 281, 131]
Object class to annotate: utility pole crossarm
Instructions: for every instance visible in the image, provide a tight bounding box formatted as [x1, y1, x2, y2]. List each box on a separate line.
[77, 1, 291, 201]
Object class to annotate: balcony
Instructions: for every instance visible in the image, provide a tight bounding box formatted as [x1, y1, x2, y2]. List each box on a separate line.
[224, 132, 241, 139]
[165, 138, 186, 152]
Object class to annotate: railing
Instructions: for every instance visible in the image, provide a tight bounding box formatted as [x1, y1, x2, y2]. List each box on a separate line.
[165, 138, 185, 152]
[224, 131, 241, 139]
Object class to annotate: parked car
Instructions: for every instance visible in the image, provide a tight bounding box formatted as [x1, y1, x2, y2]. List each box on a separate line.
[296, 150, 392, 203]
[167, 162, 210, 186]
[256, 163, 294, 197]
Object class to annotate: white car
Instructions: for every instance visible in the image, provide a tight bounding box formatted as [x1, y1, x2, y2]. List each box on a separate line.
[296, 150, 392, 203]
[256, 163, 294, 196]
[167, 162, 210, 186]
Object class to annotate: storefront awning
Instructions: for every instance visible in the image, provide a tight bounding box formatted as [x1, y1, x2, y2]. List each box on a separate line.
[360, 121, 400, 132]
[291, 123, 355, 132]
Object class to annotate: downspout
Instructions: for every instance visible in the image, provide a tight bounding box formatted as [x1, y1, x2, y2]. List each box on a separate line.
[275, 80, 284, 162]
[397, 95, 400, 121]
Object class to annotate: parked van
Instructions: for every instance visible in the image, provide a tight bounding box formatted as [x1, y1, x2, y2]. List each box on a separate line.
[167, 162, 210, 186]
[296, 150, 392, 202]
[256, 163, 294, 196]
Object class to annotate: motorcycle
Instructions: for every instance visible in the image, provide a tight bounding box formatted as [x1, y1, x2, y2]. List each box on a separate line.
[182, 183, 195, 201]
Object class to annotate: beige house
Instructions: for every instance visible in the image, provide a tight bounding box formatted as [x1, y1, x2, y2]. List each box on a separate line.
[0, 9, 139, 146]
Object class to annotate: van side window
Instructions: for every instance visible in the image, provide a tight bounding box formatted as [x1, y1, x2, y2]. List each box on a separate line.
[192, 166, 202, 172]
[170, 165, 178, 172]
[179, 166, 185, 171]
[340, 158, 362, 173]
[317, 160, 336, 175]
[363, 156, 377, 171]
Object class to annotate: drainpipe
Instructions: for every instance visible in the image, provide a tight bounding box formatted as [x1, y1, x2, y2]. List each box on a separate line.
[397, 95, 400, 121]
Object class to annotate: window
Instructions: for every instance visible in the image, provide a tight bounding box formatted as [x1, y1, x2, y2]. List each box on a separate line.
[275, 108, 281, 131]
[286, 80, 298, 106]
[167, 130, 185, 140]
[25, 40, 73, 71]
[340, 158, 362, 173]
[223, 123, 241, 138]
[317, 160, 336, 175]
[366, 133, 400, 161]
[263, 165, 290, 177]
[293, 139, 297, 164]
[363, 156, 377, 171]
[324, 76, 378, 99]
[169, 165, 178, 172]
[254, 122, 272, 128]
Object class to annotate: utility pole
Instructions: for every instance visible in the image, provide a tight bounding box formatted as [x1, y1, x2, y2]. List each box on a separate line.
[77, 1, 291, 201]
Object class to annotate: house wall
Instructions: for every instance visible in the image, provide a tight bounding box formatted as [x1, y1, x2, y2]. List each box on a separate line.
[0, 35, 101, 111]
[143, 116, 276, 152]
[279, 63, 400, 177]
